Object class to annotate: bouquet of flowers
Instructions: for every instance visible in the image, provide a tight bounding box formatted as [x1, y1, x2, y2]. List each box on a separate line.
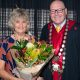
[11, 40, 54, 80]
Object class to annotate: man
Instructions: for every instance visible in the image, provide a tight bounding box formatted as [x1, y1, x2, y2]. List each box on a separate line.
[40, 0, 80, 80]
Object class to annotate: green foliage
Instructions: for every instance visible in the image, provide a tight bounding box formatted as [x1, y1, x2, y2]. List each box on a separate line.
[11, 40, 53, 67]
[11, 40, 28, 51]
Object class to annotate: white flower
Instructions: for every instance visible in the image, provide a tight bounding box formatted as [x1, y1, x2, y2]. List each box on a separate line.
[26, 42, 34, 49]
[52, 63, 59, 71]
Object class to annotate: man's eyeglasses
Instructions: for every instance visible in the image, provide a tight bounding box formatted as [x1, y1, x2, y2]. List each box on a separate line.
[50, 8, 65, 14]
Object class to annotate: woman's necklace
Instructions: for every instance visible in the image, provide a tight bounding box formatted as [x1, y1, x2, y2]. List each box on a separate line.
[13, 33, 27, 41]
[49, 20, 69, 71]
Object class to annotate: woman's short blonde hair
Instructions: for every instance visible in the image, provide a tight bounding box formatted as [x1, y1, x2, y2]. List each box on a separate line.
[8, 8, 30, 32]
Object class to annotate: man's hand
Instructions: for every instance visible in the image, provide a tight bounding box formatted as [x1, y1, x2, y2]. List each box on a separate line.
[37, 77, 44, 80]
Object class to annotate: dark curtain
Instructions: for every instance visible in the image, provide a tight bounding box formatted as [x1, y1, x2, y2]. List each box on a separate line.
[0, 0, 80, 41]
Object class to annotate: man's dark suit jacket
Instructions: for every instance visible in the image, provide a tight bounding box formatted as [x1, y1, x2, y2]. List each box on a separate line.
[40, 21, 80, 80]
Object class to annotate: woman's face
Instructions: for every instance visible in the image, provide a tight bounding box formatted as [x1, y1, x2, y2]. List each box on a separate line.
[13, 17, 27, 34]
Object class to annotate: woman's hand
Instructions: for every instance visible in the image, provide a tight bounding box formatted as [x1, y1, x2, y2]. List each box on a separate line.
[13, 78, 24, 80]
[12, 77, 24, 80]
[0, 60, 24, 80]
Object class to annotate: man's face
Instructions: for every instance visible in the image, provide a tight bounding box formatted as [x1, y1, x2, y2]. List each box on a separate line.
[50, 1, 67, 25]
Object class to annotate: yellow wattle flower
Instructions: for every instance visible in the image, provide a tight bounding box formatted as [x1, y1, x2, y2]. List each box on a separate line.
[30, 49, 40, 59]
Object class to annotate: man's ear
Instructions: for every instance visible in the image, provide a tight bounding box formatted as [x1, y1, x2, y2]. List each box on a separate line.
[65, 8, 67, 15]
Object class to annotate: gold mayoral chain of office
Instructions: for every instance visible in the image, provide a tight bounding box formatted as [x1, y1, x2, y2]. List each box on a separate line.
[49, 20, 69, 71]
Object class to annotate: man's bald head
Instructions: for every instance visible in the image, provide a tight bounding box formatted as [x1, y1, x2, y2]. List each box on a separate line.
[50, 0, 66, 10]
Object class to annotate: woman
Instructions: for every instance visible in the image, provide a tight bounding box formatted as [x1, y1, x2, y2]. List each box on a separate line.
[0, 8, 35, 80]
